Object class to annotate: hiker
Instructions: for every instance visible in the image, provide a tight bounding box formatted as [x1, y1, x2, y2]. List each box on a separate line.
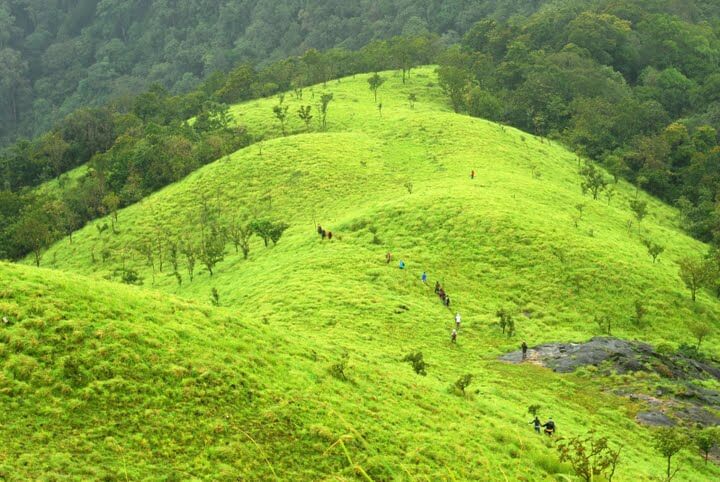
[434, 281, 441, 294]
[530, 416, 541, 434]
[471, 170, 476, 179]
[438, 288, 446, 300]
[445, 295, 451, 308]
[455, 312, 461, 329]
[421, 272, 427, 283]
[451, 328, 457, 343]
[542, 418, 556, 436]
[386, 252, 393, 264]
[317, 225, 323, 236]
[328, 231, 333, 240]
[521, 341, 528, 360]
[399, 260, 406, 270]
[321, 229, 327, 240]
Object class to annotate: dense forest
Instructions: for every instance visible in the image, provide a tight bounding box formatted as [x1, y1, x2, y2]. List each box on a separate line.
[0, 0, 544, 145]
[2, 0, 720, 263]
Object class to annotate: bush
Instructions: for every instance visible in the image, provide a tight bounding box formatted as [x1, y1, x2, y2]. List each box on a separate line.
[329, 353, 349, 381]
[454, 374, 473, 396]
[402, 352, 427, 375]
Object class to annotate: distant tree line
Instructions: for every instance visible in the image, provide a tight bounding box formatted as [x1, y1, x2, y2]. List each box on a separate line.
[0, 0, 548, 145]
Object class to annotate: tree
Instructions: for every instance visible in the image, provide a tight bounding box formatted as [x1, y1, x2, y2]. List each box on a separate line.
[227, 216, 253, 259]
[693, 427, 720, 465]
[102, 192, 120, 233]
[367, 73, 385, 103]
[580, 162, 608, 200]
[653, 428, 686, 481]
[273, 104, 289, 136]
[678, 256, 710, 302]
[12, 206, 53, 267]
[298, 105, 313, 131]
[251, 220, 288, 247]
[689, 322, 712, 352]
[181, 241, 197, 282]
[454, 374, 473, 396]
[629, 199, 648, 223]
[642, 238, 665, 263]
[557, 431, 622, 482]
[200, 224, 225, 276]
[318, 93, 333, 130]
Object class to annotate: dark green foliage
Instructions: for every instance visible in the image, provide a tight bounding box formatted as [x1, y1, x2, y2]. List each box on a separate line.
[251, 220, 289, 247]
[454, 374, 473, 396]
[496, 308, 514, 335]
[528, 404, 541, 417]
[211, 288, 220, 307]
[642, 238, 665, 263]
[629, 199, 648, 223]
[273, 104, 290, 136]
[402, 352, 427, 376]
[633, 299, 647, 326]
[678, 256, 711, 302]
[200, 225, 225, 277]
[298, 105, 313, 131]
[557, 431, 622, 482]
[368, 73, 385, 103]
[580, 162, 608, 200]
[329, 353, 349, 381]
[693, 427, 720, 464]
[653, 428, 686, 481]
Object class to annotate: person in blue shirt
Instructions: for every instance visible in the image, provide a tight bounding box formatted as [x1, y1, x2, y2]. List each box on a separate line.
[399, 260, 406, 269]
[421, 272, 427, 283]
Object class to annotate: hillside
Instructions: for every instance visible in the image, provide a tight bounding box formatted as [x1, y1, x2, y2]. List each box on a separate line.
[11, 67, 720, 479]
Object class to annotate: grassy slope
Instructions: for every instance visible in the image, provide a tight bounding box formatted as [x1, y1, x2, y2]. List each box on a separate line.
[10, 67, 720, 480]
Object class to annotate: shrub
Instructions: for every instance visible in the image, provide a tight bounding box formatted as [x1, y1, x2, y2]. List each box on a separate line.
[454, 374, 473, 396]
[329, 353, 349, 381]
[402, 352, 427, 376]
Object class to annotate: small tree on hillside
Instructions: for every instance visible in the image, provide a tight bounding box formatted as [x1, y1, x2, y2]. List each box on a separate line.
[604, 185, 616, 205]
[12, 207, 54, 267]
[630, 199, 648, 223]
[653, 427, 686, 481]
[298, 105, 313, 131]
[693, 427, 720, 465]
[642, 238, 665, 263]
[228, 215, 254, 259]
[273, 104, 289, 136]
[579, 162, 608, 200]
[102, 192, 121, 233]
[557, 431, 622, 482]
[181, 240, 197, 282]
[633, 299, 647, 326]
[200, 225, 225, 276]
[318, 93, 333, 129]
[368, 73, 385, 103]
[689, 322, 712, 352]
[678, 256, 710, 302]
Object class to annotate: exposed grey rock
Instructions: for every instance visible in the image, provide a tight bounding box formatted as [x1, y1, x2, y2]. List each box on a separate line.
[636, 411, 675, 427]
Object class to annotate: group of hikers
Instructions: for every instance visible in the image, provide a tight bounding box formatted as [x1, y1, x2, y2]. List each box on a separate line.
[316, 225, 333, 240]
[433, 280, 451, 308]
[530, 416, 556, 436]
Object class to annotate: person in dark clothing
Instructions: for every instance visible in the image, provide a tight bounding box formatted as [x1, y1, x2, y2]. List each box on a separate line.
[321, 229, 327, 240]
[530, 416, 541, 434]
[471, 170, 476, 179]
[521, 341, 528, 360]
[445, 295, 451, 307]
[328, 231, 333, 240]
[434, 281, 441, 294]
[317, 225, 323, 236]
[386, 252, 393, 264]
[542, 418, 556, 436]
[451, 328, 457, 343]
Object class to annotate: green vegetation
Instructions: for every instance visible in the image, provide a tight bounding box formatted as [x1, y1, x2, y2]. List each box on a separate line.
[0, 0, 547, 144]
[5, 67, 718, 478]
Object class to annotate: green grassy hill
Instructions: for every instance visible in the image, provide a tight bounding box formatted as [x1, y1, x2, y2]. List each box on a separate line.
[7, 67, 720, 480]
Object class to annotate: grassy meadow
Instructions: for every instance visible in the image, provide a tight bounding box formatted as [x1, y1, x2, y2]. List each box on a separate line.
[4, 67, 720, 479]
